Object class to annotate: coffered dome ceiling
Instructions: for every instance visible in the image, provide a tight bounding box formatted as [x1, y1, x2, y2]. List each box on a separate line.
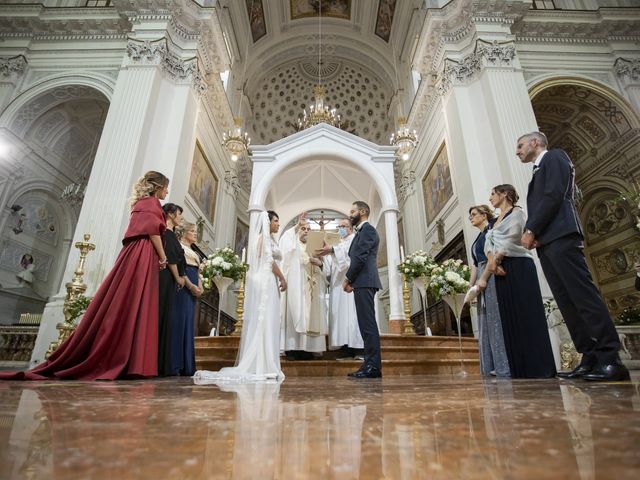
[223, 0, 420, 146]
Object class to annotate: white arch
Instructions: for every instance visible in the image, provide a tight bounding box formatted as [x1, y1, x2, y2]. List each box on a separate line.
[0, 71, 115, 130]
[249, 123, 398, 211]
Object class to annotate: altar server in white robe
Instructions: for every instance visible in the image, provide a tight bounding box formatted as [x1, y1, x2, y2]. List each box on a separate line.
[320, 219, 364, 352]
[279, 217, 327, 356]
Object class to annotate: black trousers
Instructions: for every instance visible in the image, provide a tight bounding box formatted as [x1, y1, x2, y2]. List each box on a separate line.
[353, 287, 381, 370]
[537, 234, 620, 365]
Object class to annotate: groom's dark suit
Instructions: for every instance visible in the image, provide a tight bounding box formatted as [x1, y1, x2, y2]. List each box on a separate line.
[526, 149, 620, 367]
[346, 221, 382, 371]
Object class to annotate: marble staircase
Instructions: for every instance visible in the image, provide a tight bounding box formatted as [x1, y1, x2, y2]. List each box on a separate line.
[195, 335, 480, 376]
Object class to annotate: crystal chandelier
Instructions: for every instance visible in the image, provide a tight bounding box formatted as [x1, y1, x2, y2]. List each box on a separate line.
[61, 173, 87, 206]
[390, 117, 418, 161]
[298, 85, 341, 130]
[297, 0, 342, 131]
[222, 118, 251, 162]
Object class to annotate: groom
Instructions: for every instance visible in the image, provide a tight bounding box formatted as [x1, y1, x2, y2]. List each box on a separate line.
[343, 201, 382, 378]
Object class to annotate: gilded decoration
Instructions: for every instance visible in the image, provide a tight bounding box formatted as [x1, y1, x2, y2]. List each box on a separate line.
[585, 198, 630, 238]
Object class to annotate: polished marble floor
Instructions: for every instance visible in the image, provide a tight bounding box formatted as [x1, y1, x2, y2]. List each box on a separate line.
[0, 374, 639, 479]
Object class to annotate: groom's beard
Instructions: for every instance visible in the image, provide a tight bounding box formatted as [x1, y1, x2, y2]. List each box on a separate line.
[350, 213, 361, 226]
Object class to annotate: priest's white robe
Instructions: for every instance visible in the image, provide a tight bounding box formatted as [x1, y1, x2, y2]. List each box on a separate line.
[279, 227, 327, 353]
[325, 234, 363, 349]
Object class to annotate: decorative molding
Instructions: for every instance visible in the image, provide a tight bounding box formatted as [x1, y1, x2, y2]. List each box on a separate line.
[437, 40, 516, 96]
[397, 170, 416, 205]
[0, 55, 27, 79]
[126, 38, 208, 96]
[614, 57, 640, 82]
[223, 169, 241, 198]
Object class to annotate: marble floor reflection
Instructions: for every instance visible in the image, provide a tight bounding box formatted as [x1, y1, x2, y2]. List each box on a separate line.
[1, 374, 639, 479]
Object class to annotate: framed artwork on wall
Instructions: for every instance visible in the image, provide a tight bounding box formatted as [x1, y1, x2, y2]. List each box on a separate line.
[374, 0, 397, 42]
[234, 218, 250, 257]
[290, 0, 350, 20]
[246, 0, 267, 42]
[422, 142, 454, 225]
[188, 141, 218, 224]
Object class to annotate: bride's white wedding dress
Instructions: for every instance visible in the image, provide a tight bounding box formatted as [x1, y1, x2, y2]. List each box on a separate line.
[193, 212, 284, 384]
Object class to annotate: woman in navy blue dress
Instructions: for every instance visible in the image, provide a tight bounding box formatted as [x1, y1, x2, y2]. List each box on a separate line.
[170, 222, 203, 376]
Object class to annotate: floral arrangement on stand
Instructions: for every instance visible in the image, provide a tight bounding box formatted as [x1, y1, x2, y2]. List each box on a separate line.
[427, 258, 471, 300]
[200, 247, 247, 291]
[397, 250, 437, 280]
[616, 305, 640, 326]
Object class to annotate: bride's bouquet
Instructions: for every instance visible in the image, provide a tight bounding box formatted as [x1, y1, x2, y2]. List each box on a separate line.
[397, 249, 437, 280]
[428, 259, 471, 300]
[200, 247, 247, 291]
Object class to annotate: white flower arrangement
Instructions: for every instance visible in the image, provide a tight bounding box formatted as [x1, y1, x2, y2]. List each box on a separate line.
[428, 258, 471, 300]
[397, 249, 437, 280]
[200, 247, 247, 291]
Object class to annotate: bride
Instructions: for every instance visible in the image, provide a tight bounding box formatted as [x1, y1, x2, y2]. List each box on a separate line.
[193, 210, 287, 383]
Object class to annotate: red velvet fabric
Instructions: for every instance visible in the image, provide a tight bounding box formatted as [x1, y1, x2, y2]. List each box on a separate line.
[0, 196, 166, 381]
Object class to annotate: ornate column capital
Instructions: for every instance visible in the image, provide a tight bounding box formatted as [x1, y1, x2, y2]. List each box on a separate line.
[125, 38, 208, 96]
[437, 39, 517, 96]
[614, 57, 640, 84]
[0, 55, 28, 82]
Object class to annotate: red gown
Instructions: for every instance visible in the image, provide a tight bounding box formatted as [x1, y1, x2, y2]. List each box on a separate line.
[0, 196, 166, 381]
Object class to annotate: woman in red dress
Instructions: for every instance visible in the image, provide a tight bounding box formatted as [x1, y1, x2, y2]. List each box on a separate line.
[0, 171, 169, 381]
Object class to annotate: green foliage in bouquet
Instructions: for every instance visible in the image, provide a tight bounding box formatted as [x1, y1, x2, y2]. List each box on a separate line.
[201, 247, 247, 290]
[428, 258, 471, 300]
[616, 306, 640, 326]
[397, 250, 437, 280]
[66, 295, 92, 325]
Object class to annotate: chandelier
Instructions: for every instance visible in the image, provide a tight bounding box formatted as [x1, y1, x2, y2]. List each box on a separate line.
[297, 0, 342, 131]
[61, 174, 87, 206]
[298, 85, 341, 130]
[390, 117, 418, 161]
[222, 117, 251, 162]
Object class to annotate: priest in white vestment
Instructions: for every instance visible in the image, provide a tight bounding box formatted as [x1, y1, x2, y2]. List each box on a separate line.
[279, 218, 327, 357]
[320, 219, 364, 353]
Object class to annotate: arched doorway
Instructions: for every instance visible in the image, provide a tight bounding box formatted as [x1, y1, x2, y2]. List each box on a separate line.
[0, 83, 110, 324]
[530, 78, 640, 318]
[248, 123, 404, 332]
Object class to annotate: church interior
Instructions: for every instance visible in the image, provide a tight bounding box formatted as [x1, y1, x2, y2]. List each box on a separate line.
[0, 0, 639, 478]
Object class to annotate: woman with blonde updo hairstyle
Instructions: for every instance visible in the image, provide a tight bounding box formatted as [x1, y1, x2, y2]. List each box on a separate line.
[1, 171, 170, 381]
[168, 221, 204, 376]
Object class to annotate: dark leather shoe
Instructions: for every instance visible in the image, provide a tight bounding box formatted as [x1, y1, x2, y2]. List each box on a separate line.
[557, 364, 593, 379]
[349, 364, 382, 378]
[582, 363, 630, 382]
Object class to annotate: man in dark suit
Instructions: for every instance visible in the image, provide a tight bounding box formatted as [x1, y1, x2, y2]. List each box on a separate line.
[517, 131, 629, 382]
[343, 201, 383, 378]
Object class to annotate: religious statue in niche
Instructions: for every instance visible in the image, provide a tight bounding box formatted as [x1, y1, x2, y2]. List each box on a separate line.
[16, 253, 35, 285]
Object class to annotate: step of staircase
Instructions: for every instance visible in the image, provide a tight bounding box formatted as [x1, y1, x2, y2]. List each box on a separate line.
[195, 335, 480, 376]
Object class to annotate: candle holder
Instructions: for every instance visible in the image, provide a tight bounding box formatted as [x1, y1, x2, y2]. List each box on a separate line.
[46, 234, 95, 359]
[402, 275, 417, 336]
[232, 264, 248, 336]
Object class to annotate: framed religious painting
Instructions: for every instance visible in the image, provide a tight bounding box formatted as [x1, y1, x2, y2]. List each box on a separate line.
[290, 0, 351, 20]
[188, 141, 218, 224]
[374, 0, 397, 42]
[234, 218, 250, 257]
[246, 0, 267, 42]
[422, 142, 454, 225]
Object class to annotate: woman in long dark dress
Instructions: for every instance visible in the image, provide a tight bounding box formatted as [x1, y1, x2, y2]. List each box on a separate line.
[0, 171, 169, 381]
[476, 184, 556, 378]
[158, 203, 185, 376]
[169, 221, 203, 376]
[469, 204, 510, 377]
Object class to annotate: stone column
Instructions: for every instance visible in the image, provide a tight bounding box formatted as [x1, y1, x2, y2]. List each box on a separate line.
[30, 35, 208, 365]
[0, 55, 27, 113]
[614, 57, 640, 113]
[383, 208, 405, 334]
[439, 39, 551, 297]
